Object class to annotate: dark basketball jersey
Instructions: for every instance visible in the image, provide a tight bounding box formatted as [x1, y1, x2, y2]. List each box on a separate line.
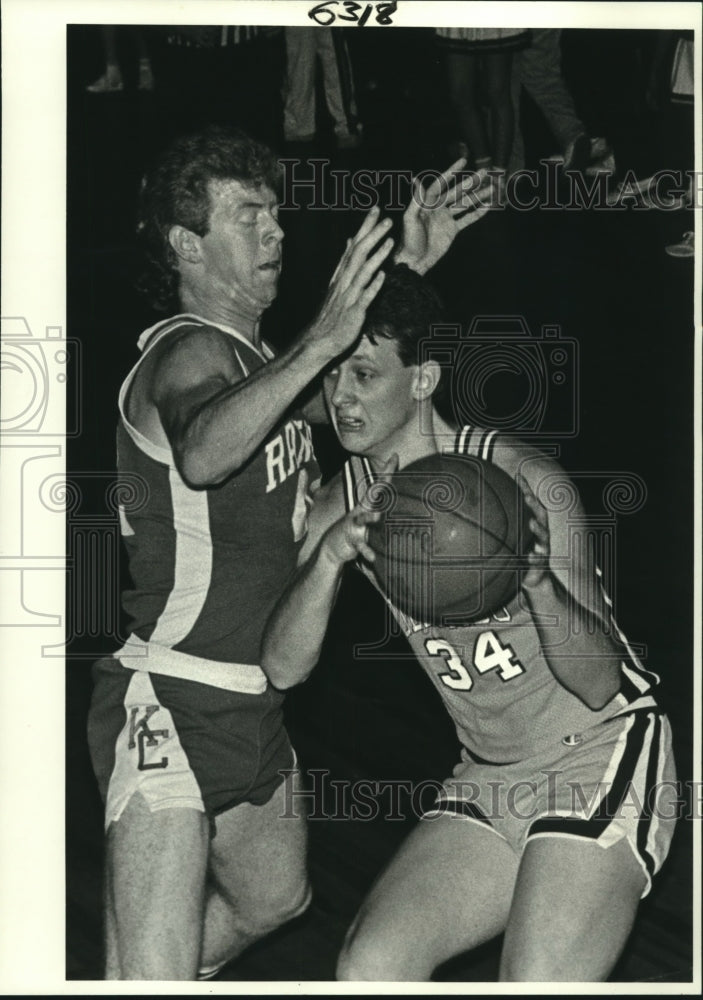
[342, 426, 658, 762]
[116, 314, 320, 668]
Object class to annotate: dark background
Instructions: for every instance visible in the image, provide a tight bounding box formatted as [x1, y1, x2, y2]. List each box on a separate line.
[66, 24, 696, 981]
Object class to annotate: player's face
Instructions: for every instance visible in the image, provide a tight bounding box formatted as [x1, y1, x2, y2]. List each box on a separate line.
[197, 178, 284, 317]
[324, 336, 419, 461]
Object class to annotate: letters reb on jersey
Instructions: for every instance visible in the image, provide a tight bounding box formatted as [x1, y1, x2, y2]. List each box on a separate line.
[265, 419, 314, 493]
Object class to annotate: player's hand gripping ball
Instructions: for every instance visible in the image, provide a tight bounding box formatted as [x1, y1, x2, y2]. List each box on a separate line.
[366, 453, 531, 626]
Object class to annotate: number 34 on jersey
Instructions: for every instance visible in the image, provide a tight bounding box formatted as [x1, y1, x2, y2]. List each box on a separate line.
[426, 632, 525, 691]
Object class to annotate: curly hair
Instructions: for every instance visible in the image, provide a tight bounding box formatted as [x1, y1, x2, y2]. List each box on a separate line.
[136, 126, 283, 312]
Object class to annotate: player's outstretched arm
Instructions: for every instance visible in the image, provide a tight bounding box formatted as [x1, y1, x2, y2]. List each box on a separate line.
[517, 475, 622, 710]
[261, 490, 379, 690]
[155, 209, 394, 486]
[394, 157, 493, 275]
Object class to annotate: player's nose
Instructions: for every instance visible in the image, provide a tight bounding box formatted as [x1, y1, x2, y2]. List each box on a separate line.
[263, 211, 284, 243]
[330, 370, 353, 406]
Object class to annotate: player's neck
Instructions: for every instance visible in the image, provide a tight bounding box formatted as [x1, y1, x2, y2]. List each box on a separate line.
[369, 408, 440, 472]
[179, 286, 263, 345]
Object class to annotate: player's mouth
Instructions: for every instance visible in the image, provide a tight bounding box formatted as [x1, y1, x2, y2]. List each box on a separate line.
[258, 260, 281, 273]
[336, 414, 364, 432]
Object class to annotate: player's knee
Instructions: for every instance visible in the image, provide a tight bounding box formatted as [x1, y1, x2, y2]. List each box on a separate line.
[337, 916, 408, 982]
[249, 879, 312, 936]
[500, 949, 577, 983]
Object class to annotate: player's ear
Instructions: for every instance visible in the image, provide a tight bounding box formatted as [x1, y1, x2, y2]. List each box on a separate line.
[413, 360, 441, 401]
[168, 225, 202, 264]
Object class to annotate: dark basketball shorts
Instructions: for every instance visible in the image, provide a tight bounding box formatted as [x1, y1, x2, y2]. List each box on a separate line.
[87, 656, 294, 831]
[423, 708, 678, 897]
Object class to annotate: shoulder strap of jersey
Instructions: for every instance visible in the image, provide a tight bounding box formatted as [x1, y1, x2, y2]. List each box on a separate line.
[136, 314, 208, 353]
[341, 455, 374, 513]
[453, 424, 500, 463]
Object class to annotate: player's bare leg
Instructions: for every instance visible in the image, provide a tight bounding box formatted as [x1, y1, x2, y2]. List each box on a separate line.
[103, 861, 120, 979]
[499, 835, 646, 981]
[198, 768, 311, 976]
[105, 792, 209, 979]
[336, 815, 520, 981]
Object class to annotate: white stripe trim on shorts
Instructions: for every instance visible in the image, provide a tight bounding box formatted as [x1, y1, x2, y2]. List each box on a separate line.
[115, 635, 268, 694]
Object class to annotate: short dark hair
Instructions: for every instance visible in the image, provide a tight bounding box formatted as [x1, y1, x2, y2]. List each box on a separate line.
[136, 126, 282, 311]
[362, 264, 449, 405]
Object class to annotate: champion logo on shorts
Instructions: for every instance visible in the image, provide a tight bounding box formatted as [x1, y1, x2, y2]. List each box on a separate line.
[562, 733, 583, 746]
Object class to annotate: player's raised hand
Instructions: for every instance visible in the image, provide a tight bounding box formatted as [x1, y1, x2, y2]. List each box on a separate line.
[320, 505, 381, 568]
[396, 158, 494, 275]
[305, 206, 394, 361]
[516, 474, 551, 590]
[320, 454, 398, 569]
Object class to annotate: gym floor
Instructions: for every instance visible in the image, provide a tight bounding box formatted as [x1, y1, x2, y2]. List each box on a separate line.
[66, 25, 696, 982]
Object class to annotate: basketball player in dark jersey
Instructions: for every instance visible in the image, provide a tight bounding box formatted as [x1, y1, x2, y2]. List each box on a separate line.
[87, 126, 490, 979]
[262, 266, 677, 981]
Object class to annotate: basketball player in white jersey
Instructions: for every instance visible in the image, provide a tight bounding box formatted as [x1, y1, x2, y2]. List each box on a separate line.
[261, 265, 677, 982]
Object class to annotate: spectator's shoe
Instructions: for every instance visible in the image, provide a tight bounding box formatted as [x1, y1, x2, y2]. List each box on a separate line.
[585, 137, 616, 176]
[284, 132, 316, 144]
[138, 59, 155, 91]
[86, 67, 123, 93]
[664, 193, 690, 211]
[665, 232, 695, 258]
[563, 134, 591, 172]
[546, 136, 613, 174]
[336, 127, 362, 150]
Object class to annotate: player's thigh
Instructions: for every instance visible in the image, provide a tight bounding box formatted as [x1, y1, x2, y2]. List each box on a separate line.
[107, 791, 209, 978]
[500, 834, 646, 982]
[208, 767, 310, 923]
[337, 815, 520, 981]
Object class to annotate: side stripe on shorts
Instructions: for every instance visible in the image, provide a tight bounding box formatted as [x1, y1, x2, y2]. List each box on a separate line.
[637, 713, 664, 877]
[527, 711, 656, 846]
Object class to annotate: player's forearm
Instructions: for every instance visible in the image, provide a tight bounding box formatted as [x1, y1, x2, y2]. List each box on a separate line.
[176, 335, 334, 486]
[521, 573, 622, 710]
[261, 544, 343, 690]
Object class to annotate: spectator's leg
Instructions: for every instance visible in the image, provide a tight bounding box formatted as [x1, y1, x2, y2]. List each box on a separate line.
[520, 29, 585, 154]
[318, 29, 360, 143]
[482, 52, 515, 171]
[87, 26, 123, 93]
[444, 50, 490, 166]
[283, 28, 317, 141]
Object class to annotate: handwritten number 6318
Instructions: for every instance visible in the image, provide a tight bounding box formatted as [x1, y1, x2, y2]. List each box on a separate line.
[308, 1, 398, 27]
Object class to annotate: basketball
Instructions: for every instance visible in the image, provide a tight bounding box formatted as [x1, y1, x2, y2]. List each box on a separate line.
[366, 452, 530, 626]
